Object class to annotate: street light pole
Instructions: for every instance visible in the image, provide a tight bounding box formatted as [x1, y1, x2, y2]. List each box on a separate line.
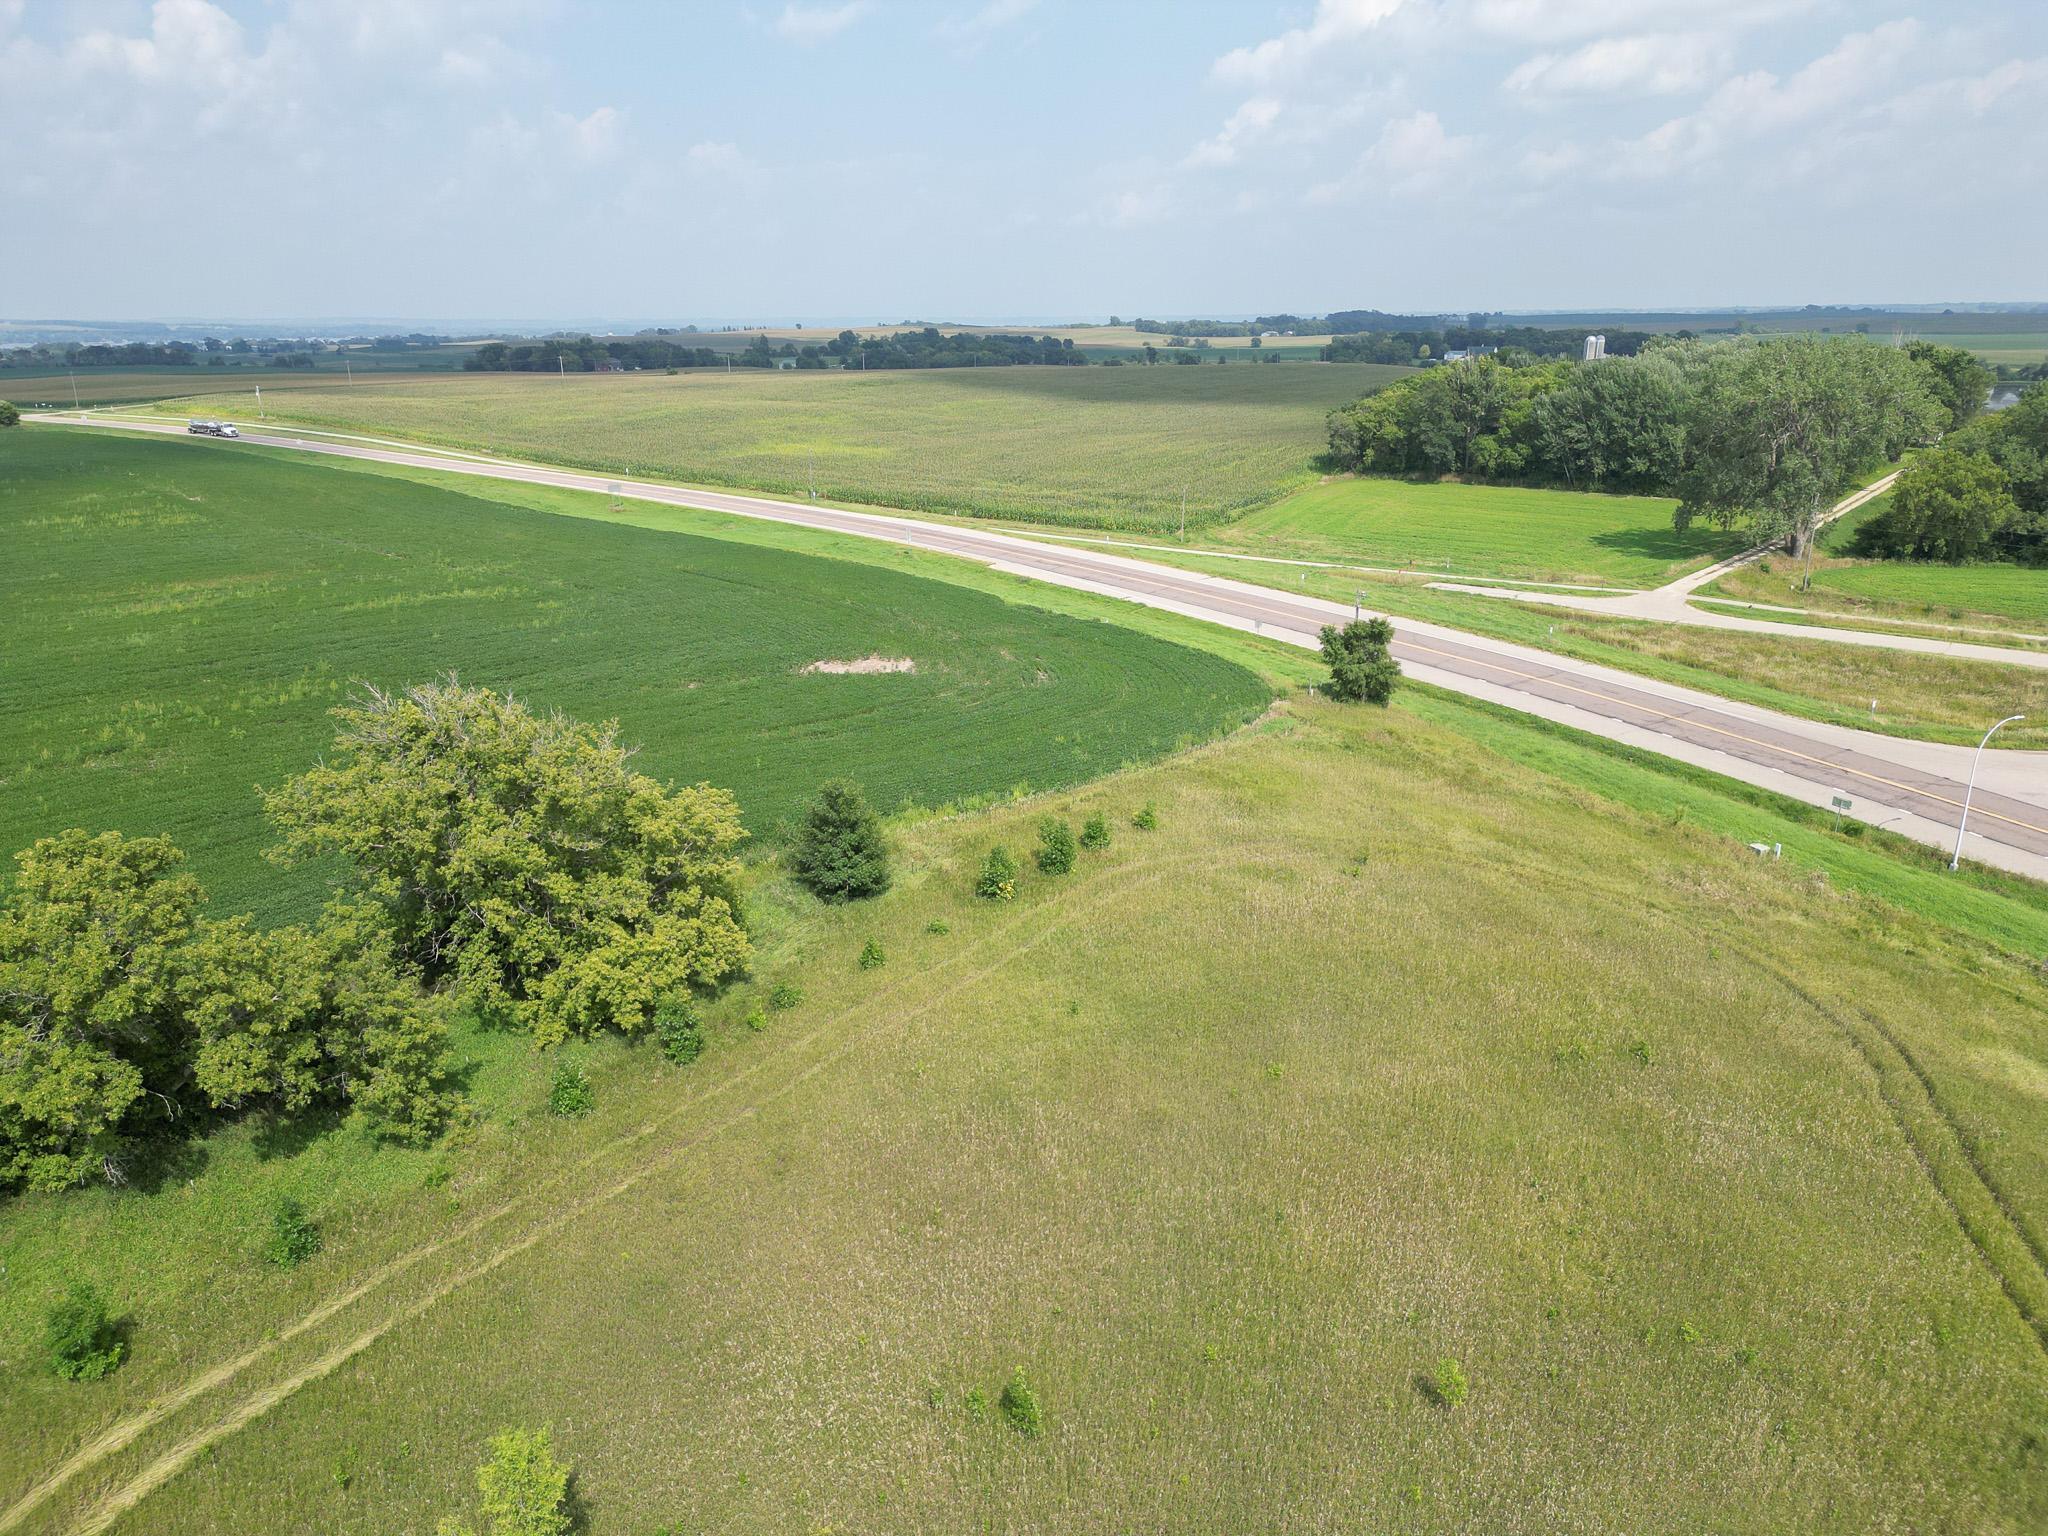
[1950, 713, 2024, 870]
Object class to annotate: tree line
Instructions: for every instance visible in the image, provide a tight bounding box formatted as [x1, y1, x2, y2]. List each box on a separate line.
[1326, 335, 1988, 555]
[1322, 326, 1662, 364]
[1853, 383, 2048, 563]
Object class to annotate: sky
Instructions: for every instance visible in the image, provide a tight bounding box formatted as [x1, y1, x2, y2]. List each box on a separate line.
[1, 0, 2043, 323]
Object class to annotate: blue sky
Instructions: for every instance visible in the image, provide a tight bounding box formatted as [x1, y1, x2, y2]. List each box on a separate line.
[1, 0, 2043, 322]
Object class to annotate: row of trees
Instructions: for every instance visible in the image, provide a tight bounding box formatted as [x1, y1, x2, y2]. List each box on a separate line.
[2, 681, 755, 1193]
[1327, 336, 1986, 554]
[1854, 384, 2048, 563]
[465, 337, 728, 372]
[1322, 327, 1660, 365]
[822, 328, 1087, 369]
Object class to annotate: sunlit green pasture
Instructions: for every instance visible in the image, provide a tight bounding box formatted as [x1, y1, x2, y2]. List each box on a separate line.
[0, 428, 1267, 919]
[1198, 474, 1743, 586]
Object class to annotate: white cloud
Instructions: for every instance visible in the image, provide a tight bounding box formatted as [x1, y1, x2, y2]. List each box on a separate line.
[936, 0, 1037, 51]
[1214, 0, 1406, 87]
[1467, 0, 1814, 46]
[1505, 32, 1727, 98]
[1311, 108, 1472, 202]
[1185, 96, 1283, 168]
[560, 104, 622, 160]
[1616, 18, 1918, 177]
[686, 139, 751, 174]
[775, 2, 870, 46]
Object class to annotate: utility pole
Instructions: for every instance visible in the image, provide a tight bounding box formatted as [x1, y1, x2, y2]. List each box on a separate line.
[1951, 714, 2024, 869]
[559, 355, 566, 379]
[1178, 487, 1187, 541]
[69, 369, 81, 411]
[345, 355, 353, 387]
[255, 383, 264, 420]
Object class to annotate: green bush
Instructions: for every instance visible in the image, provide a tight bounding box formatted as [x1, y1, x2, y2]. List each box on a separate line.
[653, 998, 702, 1065]
[546, 1062, 594, 1118]
[45, 1282, 123, 1381]
[1318, 618, 1400, 705]
[926, 919, 951, 935]
[1132, 803, 1159, 831]
[264, 1196, 322, 1268]
[976, 846, 1017, 901]
[768, 982, 802, 1011]
[0, 400, 20, 428]
[476, 1425, 572, 1536]
[744, 1003, 768, 1032]
[1432, 1355, 1469, 1409]
[1079, 813, 1111, 850]
[1035, 818, 1076, 875]
[858, 938, 886, 971]
[999, 1367, 1045, 1436]
[788, 779, 892, 902]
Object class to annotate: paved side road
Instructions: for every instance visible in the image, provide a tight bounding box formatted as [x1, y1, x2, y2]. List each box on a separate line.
[29, 414, 2048, 882]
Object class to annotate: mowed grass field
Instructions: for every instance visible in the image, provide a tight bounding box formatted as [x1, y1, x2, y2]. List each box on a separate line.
[5, 695, 2047, 1534]
[1199, 475, 1742, 587]
[1709, 505, 2048, 635]
[138, 362, 1411, 531]
[0, 428, 1268, 918]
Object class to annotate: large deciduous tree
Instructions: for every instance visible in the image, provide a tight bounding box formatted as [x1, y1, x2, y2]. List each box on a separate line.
[1857, 448, 2025, 563]
[1674, 337, 1944, 559]
[0, 832, 198, 1191]
[263, 680, 751, 1046]
[1319, 618, 1401, 705]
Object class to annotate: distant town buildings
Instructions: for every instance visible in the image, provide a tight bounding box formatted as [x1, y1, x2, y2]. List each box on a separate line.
[1441, 345, 1498, 364]
[1583, 334, 1607, 361]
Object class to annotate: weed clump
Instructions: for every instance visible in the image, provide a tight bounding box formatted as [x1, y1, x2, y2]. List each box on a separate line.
[927, 918, 951, 935]
[1036, 818, 1077, 875]
[45, 1282, 123, 1381]
[999, 1367, 1045, 1436]
[546, 1062, 594, 1118]
[1132, 803, 1159, 831]
[654, 998, 703, 1065]
[1079, 813, 1111, 851]
[264, 1196, 322, 1268]
[744, 1003, 769, 1032]
[858, 938, 886, 971]
[768, 982, 803, 1011]
[976, 846, 1017, 901]
[1431, 1356, 1469, 1409]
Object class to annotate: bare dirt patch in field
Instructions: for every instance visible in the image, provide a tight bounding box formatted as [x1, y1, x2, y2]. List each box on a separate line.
[801, 655, 917, 675]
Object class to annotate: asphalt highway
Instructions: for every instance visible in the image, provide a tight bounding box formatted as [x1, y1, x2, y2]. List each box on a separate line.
[31, 413, 2048, 881]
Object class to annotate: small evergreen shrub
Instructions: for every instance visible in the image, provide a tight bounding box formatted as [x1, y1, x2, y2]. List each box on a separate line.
[654, 999, 703, 1065]
[1132, 803, 1159, 831]
[975, 846, 1017, 901]
[768, 982, 802, 1011]
[1432, 1356, 1469, 1409]
[1079, 813, 1111, 850]
[546, 1062, 594, 1118]
[1035, 818, 1076, 875]
[789, 779, 892, 902]
[264, 1196, 322, 1268]
[858, 938, 886, 971]
[45, 1282, 123, 1381]
[999, 1367, 1045, 1436]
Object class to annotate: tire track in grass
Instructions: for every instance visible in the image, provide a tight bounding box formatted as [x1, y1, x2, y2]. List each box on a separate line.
[1745, 952, 2048, 1356]
[19, 846, 1245, 1536]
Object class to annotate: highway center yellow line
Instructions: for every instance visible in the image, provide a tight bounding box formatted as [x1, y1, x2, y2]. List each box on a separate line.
[1397, 637, 2048, 842]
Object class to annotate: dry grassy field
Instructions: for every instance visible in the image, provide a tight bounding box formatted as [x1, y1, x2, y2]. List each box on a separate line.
[137, 363, 1409, 530]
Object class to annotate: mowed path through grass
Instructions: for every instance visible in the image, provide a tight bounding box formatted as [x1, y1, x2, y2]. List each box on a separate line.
[12, 699, 2046, 1535]
[0, 430, 1268, 918]
[1207, 475, 1743, 587]
[141, 362, 1411, 532]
